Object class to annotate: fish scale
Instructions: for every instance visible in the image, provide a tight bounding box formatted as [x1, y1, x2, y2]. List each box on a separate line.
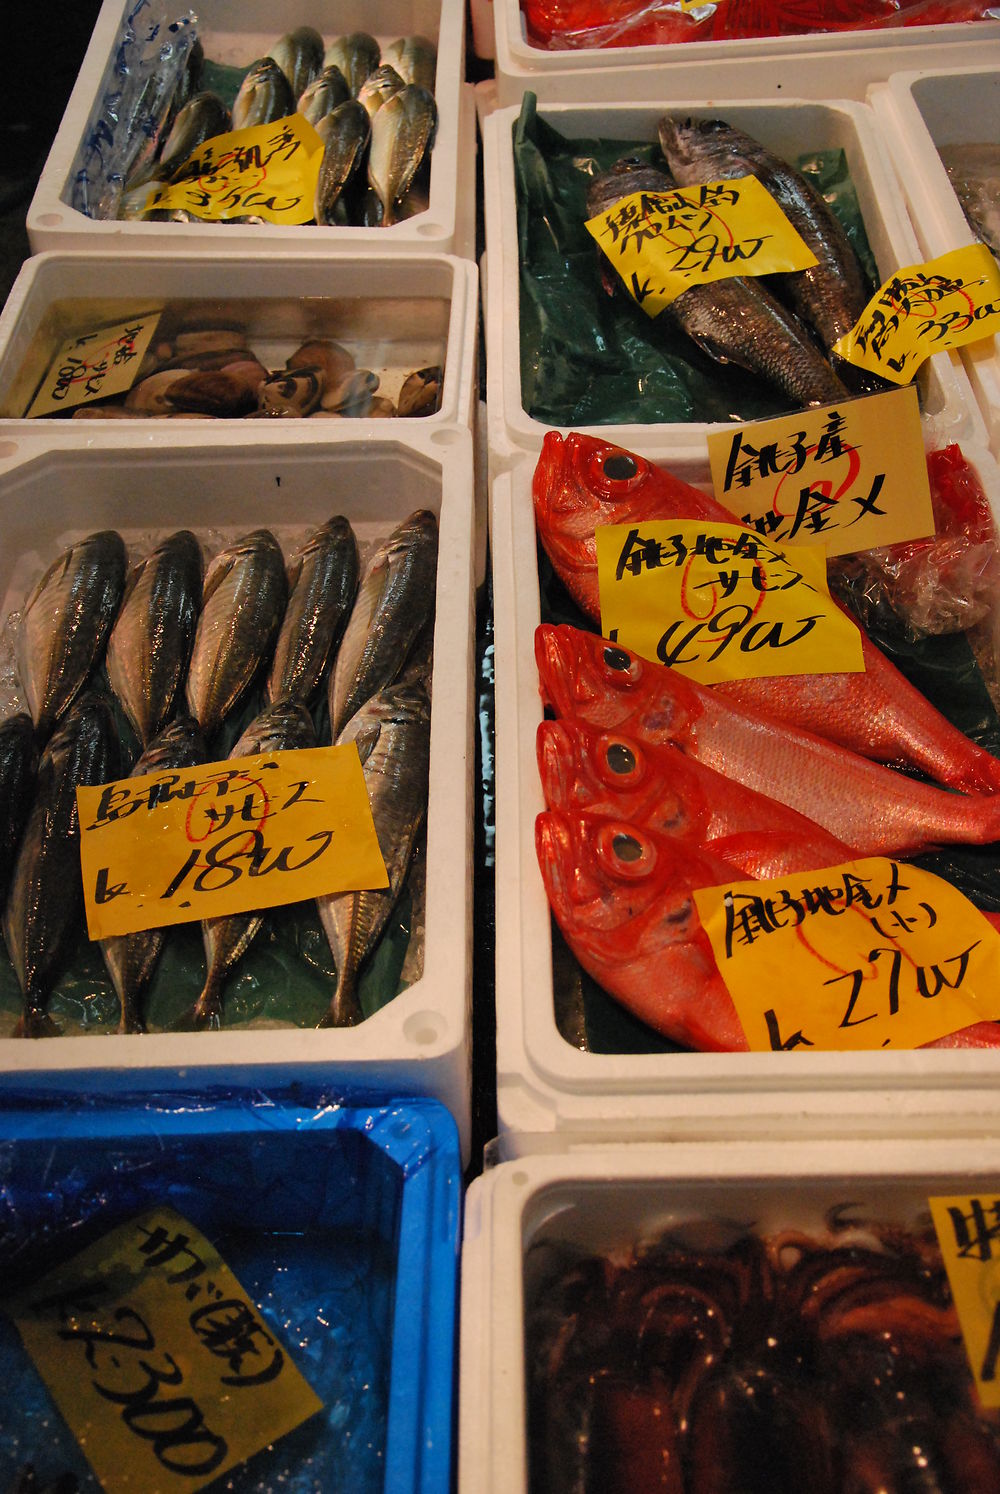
[536, 625, 1000, 858]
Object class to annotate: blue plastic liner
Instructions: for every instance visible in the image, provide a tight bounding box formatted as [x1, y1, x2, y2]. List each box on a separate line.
[0, 1088, 461, 1494]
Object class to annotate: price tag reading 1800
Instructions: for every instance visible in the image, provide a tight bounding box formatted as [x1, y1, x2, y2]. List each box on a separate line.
[77, 745, 388, 940]
[6, 1206, 324, 1492]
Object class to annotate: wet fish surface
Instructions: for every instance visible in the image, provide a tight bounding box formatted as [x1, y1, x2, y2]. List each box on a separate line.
[267, 517, 360, 704]
[184, 529, 287, 738]
[106, 530, 203, 748]
[4, 694, 120, 1037]
[314, 100, 371, 224]
[367, 85, 437, 226]
[323, 33, 381, 97]
[0, 714, 39, 907]
[587, 156, 848, 409]
[297, 64, 351, 126]
[328, 509, 438, 739]
[17, 530, 127, 740]
[318, 676, 431, 1026]
[231, 57, 296, 131]
[99, 715, 206, 1033]
[268, 26, 325, 100]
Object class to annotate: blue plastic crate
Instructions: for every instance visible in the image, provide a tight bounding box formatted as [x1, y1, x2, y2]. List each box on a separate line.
[0, 1087, 461, 1494]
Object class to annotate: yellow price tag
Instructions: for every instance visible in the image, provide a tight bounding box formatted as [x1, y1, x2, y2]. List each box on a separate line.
[145, 115, 324, 225]
[584, 176, 818, 316]
[595, 518, 863, 684]
[929, 1194, 1000, 1410]
[693, 857, 1000, 1051]
[5, 1206, 324, 1492]
[706, 386, 934, 558]
[77, 744, 389, 940]
[833, 244, 1000, 384]
[25, 312, 162, 418]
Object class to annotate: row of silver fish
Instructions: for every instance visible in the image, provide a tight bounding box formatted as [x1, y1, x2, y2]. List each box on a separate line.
[64, 326, 441, 422]
[1, 511, 437, 1037]
[588, 114, 884, 412]
[121, 29, 438, 229]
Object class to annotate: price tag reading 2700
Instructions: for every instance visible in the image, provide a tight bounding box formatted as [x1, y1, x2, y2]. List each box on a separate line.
[6, 1206, 323, 1492]
[77, 745, 388, 940]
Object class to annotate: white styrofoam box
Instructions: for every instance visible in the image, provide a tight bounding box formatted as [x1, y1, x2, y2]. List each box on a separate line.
[491, 442, 1000, 1154]
[492, 2, 1000, 107]
[27, 0, 468, 257]
[870, 67, 1000, 460]
[0, 425, 476, 1161]
[0, 250, 478, 446]
[460, 1138, 1000, 1491]
[482, 97, 986, 480]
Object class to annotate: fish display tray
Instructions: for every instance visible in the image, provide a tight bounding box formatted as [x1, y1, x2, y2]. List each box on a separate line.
[26, 0, 472, 258]
[869, 67, 1000, 462]
[0, 427, 476, 1162]
[459, 1136, 1000, 1491]
[0, 1087, 460, 1494]
[0, 250, 478, 444]
[490, 3, 1000, 107]
[491, 443, 1000, 1153]
[482, 96, 987, 480]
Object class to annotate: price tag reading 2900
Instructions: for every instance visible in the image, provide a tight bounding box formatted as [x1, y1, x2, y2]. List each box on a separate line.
[77, 745, 388, 940]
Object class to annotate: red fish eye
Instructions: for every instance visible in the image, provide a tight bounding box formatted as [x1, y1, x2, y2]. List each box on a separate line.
[604, 741, 637, 776]
[602, 453, 637, 480]
[612, 832, 642, 861]
[603, 645, 634, 673]
[594, 821, 653, 879]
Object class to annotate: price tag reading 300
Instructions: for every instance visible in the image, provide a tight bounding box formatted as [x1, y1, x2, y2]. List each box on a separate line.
[77, 745, 388, 940]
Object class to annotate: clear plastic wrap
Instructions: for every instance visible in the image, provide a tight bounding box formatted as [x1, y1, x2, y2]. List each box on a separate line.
[521, 0, 1000, 50]
[70, 4, 199, 221]
[0, 1088, 460, 1494]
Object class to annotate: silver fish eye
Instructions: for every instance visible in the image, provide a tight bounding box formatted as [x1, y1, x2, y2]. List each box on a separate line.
[612, 832, 642, 862]
[603, 645, 631, 671]
[605, 742, 635, 775]
[602, 454, 637, 480]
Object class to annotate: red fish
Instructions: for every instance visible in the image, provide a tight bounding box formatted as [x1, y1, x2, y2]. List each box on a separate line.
[536, 625, 1000, 857]
[533, 431, 1000, 793]
[537, 807, 1000, 1052]
[537, 715, 854, 877]
[536, 809, 748, 1051]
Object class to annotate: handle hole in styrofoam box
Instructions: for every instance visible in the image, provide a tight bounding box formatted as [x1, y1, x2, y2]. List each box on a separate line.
[403, 1011, 447, 1046]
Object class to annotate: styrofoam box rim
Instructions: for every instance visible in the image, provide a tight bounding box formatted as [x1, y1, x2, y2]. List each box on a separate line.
[869, 67, 1000, 462]
[491, 438, 1000, 1150]
[459, 1137, 1000, 1492]
[482, 96, 987, 482]
[0, 249, 479, 446]
[492, 2, 1000, 105]
[0, 424, 476, 1163]
[26, 0, 469, 257]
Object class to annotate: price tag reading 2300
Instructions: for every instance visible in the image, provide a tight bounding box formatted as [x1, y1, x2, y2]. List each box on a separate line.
[77, 745, 388, 940]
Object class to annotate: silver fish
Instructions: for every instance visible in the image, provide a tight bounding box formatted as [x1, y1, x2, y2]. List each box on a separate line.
[587, 156, 849, 410]
[106, 531, 204, 747]
[382, 36, 436, 93]
[267, 518, 360, 705]
[317, 677, 431, 1027]
[0, 714, 38, 909]
[268, 26, 325, 101]
[657, 116, 871, 367]
[156, 92, 231, 183]
[185, 530, 288, 738]
[297, 64, 351, 127]
[323, 33, 381, 98]
[367, 85, 437, 226]
[231, 57, 296, 131]
[358, 64, 406, 120]
[180, 699, 317, 1030]
[328, 509, 438, 740]
[99, 715, 206, 1033]
[314, 100, 371, 225]
[17, 530, 127, 740]
[4, 694, 120, 1037]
